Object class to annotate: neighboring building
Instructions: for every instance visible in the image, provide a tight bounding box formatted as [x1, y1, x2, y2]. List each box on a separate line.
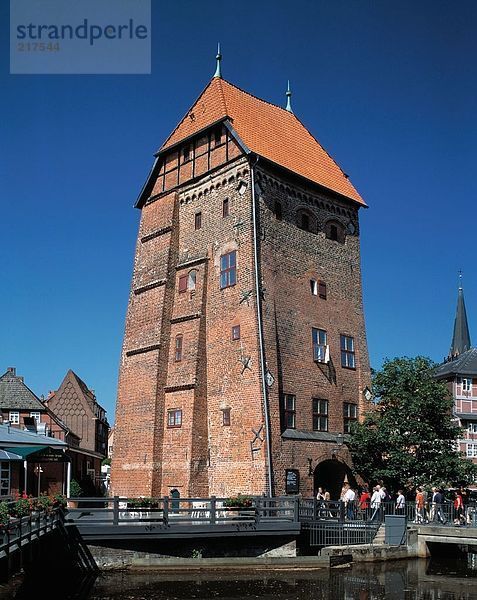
[108, 426, 114, 459]
[0, 367, 79, 444]
[434, 283, 477, 464]
[0, 367, 109, 493]
[112, 57, 371, 500]
[0, 424, 68, 497]
[45, 370, 109, 488]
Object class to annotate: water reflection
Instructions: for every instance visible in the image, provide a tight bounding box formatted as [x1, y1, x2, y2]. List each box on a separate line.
[3, 555, 477, 599]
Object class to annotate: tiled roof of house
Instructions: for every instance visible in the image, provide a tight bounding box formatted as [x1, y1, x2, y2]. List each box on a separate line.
[0, 368, 46, 411]
[160, 77, 365, 206]
[434, 348, 477, 379]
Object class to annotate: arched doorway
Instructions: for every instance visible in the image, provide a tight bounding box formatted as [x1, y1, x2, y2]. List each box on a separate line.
[313, 458, 357, 500]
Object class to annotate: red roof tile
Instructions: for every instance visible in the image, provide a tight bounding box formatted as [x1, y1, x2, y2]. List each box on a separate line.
[161, 78, 365, 206]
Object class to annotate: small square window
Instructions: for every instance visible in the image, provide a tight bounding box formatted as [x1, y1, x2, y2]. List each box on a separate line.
[223, 198, 229, 218]
[195, 212, 202, 230]
[167, 409, 182, 428]
[232, 325, 241, 341]
[222, 408, 231, 426]
[9, 412, 19, 425]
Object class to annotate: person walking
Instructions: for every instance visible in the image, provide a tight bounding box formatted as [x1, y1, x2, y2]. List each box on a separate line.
[344, 486, 356, 520]
[359, 486, 371, 520]
[396, 490, 406, 516]
[431, 487, 446, 524]
[454, 490, 464, 525]
[370, 486, 382, 522]
[414, 487, 426, 523]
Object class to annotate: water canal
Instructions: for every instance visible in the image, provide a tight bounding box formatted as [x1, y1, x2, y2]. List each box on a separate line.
[2, 555, 477, 599]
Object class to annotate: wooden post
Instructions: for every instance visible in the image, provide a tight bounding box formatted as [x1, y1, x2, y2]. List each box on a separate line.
[163, 497, 169, 525]
[112, 496, 119, 526]
[293, 496, 300, 523]
[255, 496, 261, 525]
[210, 496, 216, 525]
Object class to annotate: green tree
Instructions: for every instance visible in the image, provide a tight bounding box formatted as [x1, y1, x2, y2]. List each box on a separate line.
[348, 356, 476, 491]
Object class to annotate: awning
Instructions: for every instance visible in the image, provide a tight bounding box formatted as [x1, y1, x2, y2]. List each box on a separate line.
[0, 450, 22, 461]
[3, 446, 67, 461]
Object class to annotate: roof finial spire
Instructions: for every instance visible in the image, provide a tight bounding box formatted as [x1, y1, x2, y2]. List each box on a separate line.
[285, 80, 293, 113]
[449, 274, 472, 359]
[213, 43, 222, 79]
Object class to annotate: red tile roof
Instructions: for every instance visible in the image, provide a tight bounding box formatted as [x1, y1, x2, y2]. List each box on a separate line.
[161, 78, 365, 206]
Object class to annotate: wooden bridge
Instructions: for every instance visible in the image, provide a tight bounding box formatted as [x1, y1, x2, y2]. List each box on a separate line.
[65, 495, 301, 541]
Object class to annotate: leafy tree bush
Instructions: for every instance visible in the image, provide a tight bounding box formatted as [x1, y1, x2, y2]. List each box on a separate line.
[348, 356, 477, 491]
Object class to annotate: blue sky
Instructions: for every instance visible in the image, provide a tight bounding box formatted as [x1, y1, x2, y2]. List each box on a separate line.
[1, 1, 476, 422]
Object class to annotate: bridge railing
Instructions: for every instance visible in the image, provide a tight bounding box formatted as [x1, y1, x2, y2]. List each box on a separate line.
[300, 498, 477, 526]
[65, 495, 300, 527]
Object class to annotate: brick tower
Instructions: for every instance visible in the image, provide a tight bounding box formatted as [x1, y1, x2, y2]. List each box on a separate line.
[111, 55, 371, 500]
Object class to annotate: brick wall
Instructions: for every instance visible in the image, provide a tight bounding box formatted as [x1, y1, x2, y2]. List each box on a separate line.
[255, 165, 371, 497]
[112, 133, 370, 500]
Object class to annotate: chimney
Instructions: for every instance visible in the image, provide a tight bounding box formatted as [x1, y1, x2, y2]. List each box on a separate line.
[7, 367, 16, 376]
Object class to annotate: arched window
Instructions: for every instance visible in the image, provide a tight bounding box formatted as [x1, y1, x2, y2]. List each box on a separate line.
[325, 220, 345, 244]
[170, 488, 180, 513]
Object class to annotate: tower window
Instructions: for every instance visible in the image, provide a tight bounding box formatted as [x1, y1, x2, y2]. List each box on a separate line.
[167, 409, 182, 428]
[340, 335, 356, 369]
[318, 281, 327, 300]
[222, 408, 231, 426]
[275, 202, 283, 221]
[223, 198, 229, 218]
[178, 275, 188, 293]
[281, 394, 296, 429]
[312, 328, 328, 363]
[182, 146, 191, 163]
[343, 402, 358, 433]
[299, 213, 310, 232]
[220, 251, 237, 289]
[175, 335, 183, 362]
[213, 127, 222, 147]
[195, 212, 202, 230]
[313, 399, 328, 432]
[325, 221, 345, 243]
[188, 270, 197, 291]
[310, 280, 318, 296]
[232, 325, 241, 341]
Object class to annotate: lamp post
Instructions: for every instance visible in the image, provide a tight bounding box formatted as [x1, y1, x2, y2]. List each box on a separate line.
[35, 464, 43, 497]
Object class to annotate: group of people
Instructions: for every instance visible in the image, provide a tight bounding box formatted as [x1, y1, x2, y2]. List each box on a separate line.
[315, 483, 473, 525]
[414, 486, 468, 526]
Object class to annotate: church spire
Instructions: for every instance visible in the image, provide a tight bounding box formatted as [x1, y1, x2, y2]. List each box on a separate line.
[285, 80, 293, 113]
[213, 43, 222, 78]
[449, 273, 471, 359]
